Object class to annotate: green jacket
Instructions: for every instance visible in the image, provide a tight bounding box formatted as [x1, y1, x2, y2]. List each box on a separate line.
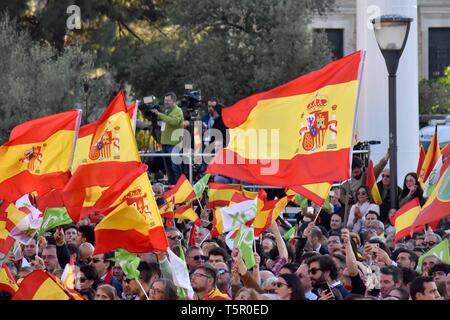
[158, 105, 184, 146]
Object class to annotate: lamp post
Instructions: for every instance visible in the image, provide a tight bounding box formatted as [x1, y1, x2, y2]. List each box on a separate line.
[372, 15, 412, 210]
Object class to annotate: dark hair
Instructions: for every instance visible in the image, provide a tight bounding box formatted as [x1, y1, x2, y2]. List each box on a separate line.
[103, 251, 116, 271]
[67, 244, 79, 258]
[80, 265, 100, 290]
[331, 253, 346, 269]
[64, 224, 78, 232]
[138, 261, 161, 283]
[152, 278, 178, 300]
[380, 266, 403, 284]
[208, 247, 230, 262]
[389, 287, 410, 300]
[352, 156, 364, 169]
[307, 255, 339, 281]
[280, 263, 300, 274]
[393, 248, 419, 269]
[400, 172, 424, 204]
[278, 273, 305, 300]
[400, 267, 419, 286]
[80, 288, 96, 300]
[368, 238, 392, 257]
[410, 276, 435, 300]
[78, 225, 95, 246]
[186, 245, 202, 257]
[298, 252, 320, 265]
[164, 92, 177, 102]
[356, 186, 373, 203]
[429, 263, 450, 276]
[194, 265, 218, 287]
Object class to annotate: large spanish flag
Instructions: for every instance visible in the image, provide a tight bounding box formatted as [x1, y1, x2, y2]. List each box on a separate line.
[63, 91, 141, 222]
[206, 183, 243, 208]
[411, 166, 450, 234]
[93, 164, 168, 254]
[0, 110, 81, 202]
[419, 126, 441, 184]
[367, 160, 382, 205]
[0, 264, 18, 295]
[163, 175, 195, 205]
[12, 270, 72, 300]
[207, 51, 364, 186]
[390, 198, 421, 243]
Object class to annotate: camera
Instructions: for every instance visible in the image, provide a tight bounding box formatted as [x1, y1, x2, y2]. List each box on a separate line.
[140, 95, 161, 122]
[180, 85, 202, 120]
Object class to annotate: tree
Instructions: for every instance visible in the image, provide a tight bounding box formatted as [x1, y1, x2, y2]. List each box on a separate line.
[419, 66, 450, 115]
[0, 14, 117, 143]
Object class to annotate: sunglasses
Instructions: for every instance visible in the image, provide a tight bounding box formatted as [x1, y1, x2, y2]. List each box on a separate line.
[79, 277, 87, 283]
[382, 174, 390, 178]
[191, 255, 207, 261]
[122, 278, 131, 284]
[423, 242, 436, 247]
[190, 272, 211, 279]
[168, 235, 182, 241]
[276, 282, 288, 288]
[217, 268, 229, 275]
[308, 267, 322, 275]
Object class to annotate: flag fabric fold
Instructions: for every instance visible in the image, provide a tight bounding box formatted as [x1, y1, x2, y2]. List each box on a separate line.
[13, 270, 72, 300]
[367, 160, 382, 205]
[206, 183, 243, 208]
[163, 175, 195, 205]
[211, 198, 257, 237]
[419, 126, 441, 184]
[390, 198, 421, 243]
[0, 264, 19, 295]
[174, 206, 202, 226]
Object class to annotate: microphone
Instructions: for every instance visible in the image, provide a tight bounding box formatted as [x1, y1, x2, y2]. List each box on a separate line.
[367, 140, 381, 145]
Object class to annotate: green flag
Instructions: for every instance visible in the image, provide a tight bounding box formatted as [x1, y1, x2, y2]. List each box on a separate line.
[38, 207, 73, 237]
[110, 249, 141, 280]
[416, 239, 450, 272]
[322, 196, 332, 211]
[293, 194, 308, 208]
[283, 227, 296, 241]
[233, 224, 255, 269]
[194, 174, 210, 197]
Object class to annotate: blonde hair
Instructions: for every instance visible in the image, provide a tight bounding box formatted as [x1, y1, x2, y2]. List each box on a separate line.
[235, 287, 261, 300]
[96, 284, 119, 300]
[201, 242, 219, 256]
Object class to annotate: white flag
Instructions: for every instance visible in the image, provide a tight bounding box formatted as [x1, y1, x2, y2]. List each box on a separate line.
[214, 198, 257, 235]
[167, 249, 194, 299]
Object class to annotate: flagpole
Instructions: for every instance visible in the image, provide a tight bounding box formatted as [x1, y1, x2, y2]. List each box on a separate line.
[136, 279, 150, 300]
[198, 233, 210, 247]
[313, 206, 322, 224]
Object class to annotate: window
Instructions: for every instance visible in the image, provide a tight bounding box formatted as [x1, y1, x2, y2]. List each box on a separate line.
[429, 28, 450, 79]
[314, 28, 344, 60]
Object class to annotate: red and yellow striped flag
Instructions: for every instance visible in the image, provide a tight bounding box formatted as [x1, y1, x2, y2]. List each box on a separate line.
[207, 51, 364, 186]
[419, 126, 441, 184]
[162, 175, 195, 205]
[93, 164, 168, 254]
[367, 160, 382, 205]
[174, 205, 202, 226]
[0, 264, 19, 295]
[416, 144, 426, 176]
[0, 110, 81, 202]
[12, 270, 72, 300]
[390, 198, 421, 243]
[288, 182, 332, 207]
[206, 183, 243, 208]
[254, 194, 292, 237]
[63, 91, 141, 222]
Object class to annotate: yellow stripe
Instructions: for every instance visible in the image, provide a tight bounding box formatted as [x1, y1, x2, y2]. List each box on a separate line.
[0, 221, 9, 240]
[6, 204, 27, 226]
[95, 202, 149, 235]
[242, 190, 258, 199]
[395, 206, 421, 231]
[214, 208, 224, 234]
[174, 179, 194, 203]
[72, 112, 140, 172]
[175, 208, 199, 222]
[0, 268, 18, 291]
[208, 188, 241, 203]
[33, 278, 69, 300]
[0, 130, 75, 183]
[82, 186, 108, 207]
[227, 81, 358, 159]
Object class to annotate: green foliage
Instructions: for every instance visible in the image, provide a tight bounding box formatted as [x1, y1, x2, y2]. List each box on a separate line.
[419, 66, 450, 115]
[0, 14, 117, 143]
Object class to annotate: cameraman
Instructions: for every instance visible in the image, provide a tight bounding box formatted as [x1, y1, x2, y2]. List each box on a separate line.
[150, 92, 184, 185]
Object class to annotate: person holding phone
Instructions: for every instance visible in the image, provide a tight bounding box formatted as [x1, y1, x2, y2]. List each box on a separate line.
[307, 255, 349, 299]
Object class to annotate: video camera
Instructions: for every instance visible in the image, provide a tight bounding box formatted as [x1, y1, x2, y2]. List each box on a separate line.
[180, 84, 202, 120]
[140, 95, 161, 122]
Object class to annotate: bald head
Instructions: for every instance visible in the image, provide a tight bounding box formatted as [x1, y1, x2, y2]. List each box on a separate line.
[79, 242, 94, 264]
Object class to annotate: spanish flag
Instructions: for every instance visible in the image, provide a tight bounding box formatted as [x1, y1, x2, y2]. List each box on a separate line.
[93, 164, 168, 254]
[390, 198, 421, 242]
[254, 195, 292, 237]
[211, 197, 257, 237]
[206, 183, 243, 208]
[207, 51, 364, 186]
[367, 160, 382, 205]
[288, 182, 332, 207]
[163, 175, 196, 205]
[416, 144, 426, 176]
[12, 270, 72, 300]
[0, 264, 18, 295]
[411, 166, 449, 234]
[127, 101, 138, 132]
[0, 202, 15, 257]
[174, 205, 202, 226]
[419, 126, 441, 184]
[0, 110, 81, 202]
[64, 91, 141, 222]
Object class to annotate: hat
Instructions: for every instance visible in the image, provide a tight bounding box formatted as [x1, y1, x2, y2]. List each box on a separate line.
[365, 204, 380, 216]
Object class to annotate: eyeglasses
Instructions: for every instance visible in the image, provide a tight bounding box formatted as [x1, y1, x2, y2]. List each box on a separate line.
[382, 174, 390, 178]
[217, 268, 229, 275]
[150, 287, 165, 294]
[423, 242, 437, 247]
[191, 255, 207, 261]
[168, 235, 182, 241]
[308, 267, 322, 275]
[357, 192, 367, 196]
[276, 282, 288, 288]
[79, 277, 87, 283]
[190, 272, 211, 279]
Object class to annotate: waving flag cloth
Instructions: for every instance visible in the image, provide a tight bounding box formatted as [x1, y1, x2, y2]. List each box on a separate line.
[207, 51, 365, 186]
[367, 160, 382, 205]
[411, 166, 450, 234]
[93, 164, 168, 254]
[416, 144, 426, 176]
[390, 198, 421, 243]
[12, 270, 73, 300]
[127, 101, 138, 133]
[174, 206, 202, 226]
[423, 143, 449, 197]
[0, 110, 81, 203]
[419, 126, 441, 184]
[254, 194, 292, 237]
[289, 182, 332, 207]
[63, 91, 141, 222]
[162, 175, 195, 205]
[0, 264, 19, 294]
[206, 183, 243, 208]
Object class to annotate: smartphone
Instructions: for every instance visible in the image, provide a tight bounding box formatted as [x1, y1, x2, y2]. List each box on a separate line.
[318, 282, 335, 299]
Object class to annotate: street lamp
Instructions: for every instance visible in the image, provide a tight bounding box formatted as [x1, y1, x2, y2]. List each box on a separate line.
[372, 14, 412, 210]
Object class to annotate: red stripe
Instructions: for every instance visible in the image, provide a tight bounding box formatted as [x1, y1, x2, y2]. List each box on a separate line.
[12, 270, 49, 300]
[390, 198, 420, 225]
[206, 200, 232, 209]
[6, 110, 80, 146]
[223, 51, 362, 128]
[96, 90, 127, 127]
[0, 237, 14, 256]
[0, 171, 70, 203]
[208, 183, 242, 191]
[94, 226, 168, 254]
[290, 185, 326, 206]
[395, 228, 412, 243]
[78, 122, 97, 138]
[207, 148, 350, 186]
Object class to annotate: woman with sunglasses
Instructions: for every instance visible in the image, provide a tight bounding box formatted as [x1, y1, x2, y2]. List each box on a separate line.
[399, 172, 425, 208]
[274, 273, 305, 300]
[347, 186, 379, 234]
[76, 265, 100, 300]
[149, 279, 178, 300]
